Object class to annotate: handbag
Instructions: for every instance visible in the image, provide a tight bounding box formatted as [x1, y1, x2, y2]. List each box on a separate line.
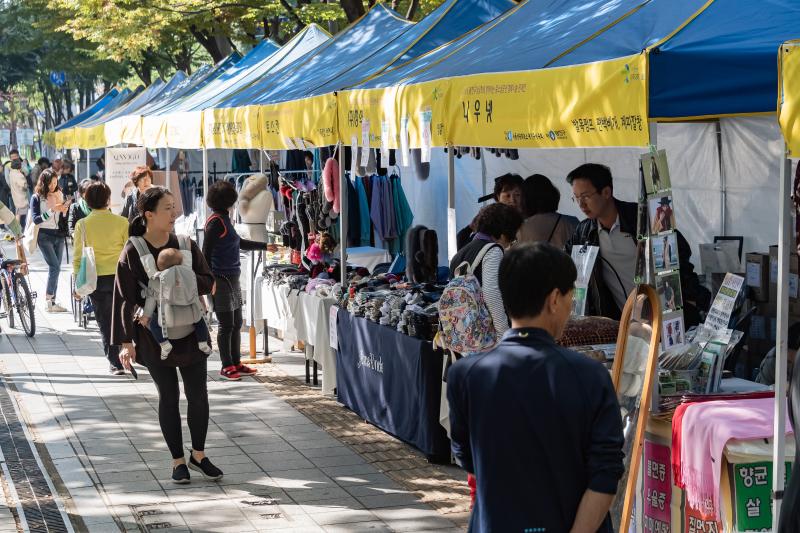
[75, 224, 97, 297]
[22, 214, 38, 254]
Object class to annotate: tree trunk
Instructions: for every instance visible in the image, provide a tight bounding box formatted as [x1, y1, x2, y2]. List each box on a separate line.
[340, 0, 366, 22]
[189, 25, 227, 63]
[269, 17, 282, 43]
[64, 86, 73, 120]
[406, 0, 420, 20]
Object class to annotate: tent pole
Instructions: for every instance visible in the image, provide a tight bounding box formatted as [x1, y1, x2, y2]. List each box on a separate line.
[259, 150, 264, 174]
[339, 143, 348, 286]
[86, 149, 91, 180]
[773, 150, 792, 521]
[201, 148, 209, 224]
[165, 147, 171, 192]
[447, 145, 456, 261]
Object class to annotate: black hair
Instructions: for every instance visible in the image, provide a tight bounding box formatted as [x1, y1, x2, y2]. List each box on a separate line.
[77, 178, 92, 196]
[474, 203, 524, 241]
[129, 186, 172, 237]
[207, 180, 238, 212]
[37, 157, 50, 167]
[9, 149, 19, 156]
[566, 163, 613, 193]
[500, 243, 577, 318]
[62, 160, 74, 172]
[523, 174, 560, 216]
[492, 173, 524, 200]
[84, 181, 111, 210]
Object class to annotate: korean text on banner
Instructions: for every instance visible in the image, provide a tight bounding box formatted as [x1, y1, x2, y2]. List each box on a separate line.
[204, 106, 263, 149]
[105, 147, 147, 213]
[259, 94, 338, 150]
[780, 43, 800, 157]
[446, 53, 649, 149]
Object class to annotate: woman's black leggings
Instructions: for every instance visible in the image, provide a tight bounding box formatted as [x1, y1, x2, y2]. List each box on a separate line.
[216, 308, 243, 369]
[147, 358, 209, 459]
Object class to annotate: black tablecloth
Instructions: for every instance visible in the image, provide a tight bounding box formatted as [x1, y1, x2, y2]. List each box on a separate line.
[336, 311, 449, 460]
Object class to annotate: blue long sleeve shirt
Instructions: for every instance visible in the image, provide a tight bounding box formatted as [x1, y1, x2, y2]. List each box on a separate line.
[447, 327, 624, 533]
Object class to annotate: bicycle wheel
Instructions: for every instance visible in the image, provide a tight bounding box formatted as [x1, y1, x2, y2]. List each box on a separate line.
[14, 275, 35, 337]
[1, 274, 14, 330]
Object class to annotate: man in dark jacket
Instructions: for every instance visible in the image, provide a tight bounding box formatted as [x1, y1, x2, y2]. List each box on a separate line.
[564, 163, 709, 326]
[447, 243, 624, 532]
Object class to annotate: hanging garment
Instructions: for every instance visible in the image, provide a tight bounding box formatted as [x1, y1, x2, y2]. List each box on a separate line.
[390, 174, 413, 255]
[370, 176, 397, 242]
[231, 149, 252, 173]
[346, 175, 361, 247]
[355, 176, 371, 246]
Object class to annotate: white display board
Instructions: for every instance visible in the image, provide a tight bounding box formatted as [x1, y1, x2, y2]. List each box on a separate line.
[105, 147, 147, 213]
[0, 130, 10, 148]
[16, 129, 34, 146]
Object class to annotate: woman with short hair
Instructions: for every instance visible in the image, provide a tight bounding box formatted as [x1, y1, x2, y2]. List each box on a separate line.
[517, 174, 578, 249]
[72, 181, 129, 374]
[121, 165, 153, 222]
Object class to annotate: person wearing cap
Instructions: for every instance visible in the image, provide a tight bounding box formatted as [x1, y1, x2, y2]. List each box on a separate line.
[565, 164, 708, 326]
[456, 173, 524, 251]
[651, 196, 674, 233]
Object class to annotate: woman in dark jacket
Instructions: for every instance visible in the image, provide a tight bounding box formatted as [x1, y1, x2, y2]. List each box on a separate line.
[112, 187, 223, 484]
[30, 168, 70, 312]
[67, 179, 92, 235]
[202, 181, 268, 381]
[120, 166, 153, 222]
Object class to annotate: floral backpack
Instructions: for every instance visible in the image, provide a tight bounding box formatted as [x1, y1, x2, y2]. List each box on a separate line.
[438, 243, 498, 354]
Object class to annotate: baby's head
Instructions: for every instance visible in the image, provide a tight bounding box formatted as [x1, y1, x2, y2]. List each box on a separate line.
[157, 248, 183, 271]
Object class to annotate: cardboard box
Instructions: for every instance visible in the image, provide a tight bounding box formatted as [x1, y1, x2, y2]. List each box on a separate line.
[746, 253, 770, 302]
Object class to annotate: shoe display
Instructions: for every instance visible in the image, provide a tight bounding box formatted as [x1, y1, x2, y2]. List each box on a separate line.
[219, 366, 241, 381]
[171, 463, 190, 484]
[188, 455, 223, 481]
[236, 364, 257, 376]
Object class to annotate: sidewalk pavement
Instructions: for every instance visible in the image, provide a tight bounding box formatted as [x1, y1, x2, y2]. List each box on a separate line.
[0, 238, 470, 532]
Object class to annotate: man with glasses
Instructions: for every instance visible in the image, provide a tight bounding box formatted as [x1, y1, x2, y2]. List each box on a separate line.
[565, 163, 707, 325]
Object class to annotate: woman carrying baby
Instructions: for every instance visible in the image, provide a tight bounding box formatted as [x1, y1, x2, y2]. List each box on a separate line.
[111, 186, 223, 484]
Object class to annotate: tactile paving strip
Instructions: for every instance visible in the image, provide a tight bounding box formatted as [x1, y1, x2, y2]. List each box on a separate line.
[0, 379, 71, 532]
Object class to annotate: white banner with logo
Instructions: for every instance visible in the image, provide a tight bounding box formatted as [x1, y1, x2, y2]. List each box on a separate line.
[105, 147, 147, 213]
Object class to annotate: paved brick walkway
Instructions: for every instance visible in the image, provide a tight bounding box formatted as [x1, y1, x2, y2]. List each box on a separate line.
[0, 239, 469, 532]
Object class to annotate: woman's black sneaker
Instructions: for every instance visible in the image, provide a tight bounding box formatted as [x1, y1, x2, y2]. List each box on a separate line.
[172, 464, 190, 484]
[188, 455, 223, 481]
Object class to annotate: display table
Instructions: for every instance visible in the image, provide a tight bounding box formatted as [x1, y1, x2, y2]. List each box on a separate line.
[346, 246, 392, 273]
[335, 311, 449, 461]
[298, 292, 338, 395]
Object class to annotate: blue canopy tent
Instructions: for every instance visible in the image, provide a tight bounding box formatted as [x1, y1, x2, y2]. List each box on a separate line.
[50, 88, 119, 145]
[53, 87, 134, 148]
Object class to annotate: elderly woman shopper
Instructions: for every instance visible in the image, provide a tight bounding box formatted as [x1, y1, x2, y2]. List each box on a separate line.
[72, 182, 129, 375]
[29, 168, 69, 313]
[121, 165, 153, 222]
[112, 187, 223, 484]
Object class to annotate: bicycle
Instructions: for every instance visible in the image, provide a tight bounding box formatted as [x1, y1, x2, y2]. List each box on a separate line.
[0, 242, 36, 337]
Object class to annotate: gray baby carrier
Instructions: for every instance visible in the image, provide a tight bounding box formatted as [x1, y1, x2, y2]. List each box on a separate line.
[129, 235, 203, 338]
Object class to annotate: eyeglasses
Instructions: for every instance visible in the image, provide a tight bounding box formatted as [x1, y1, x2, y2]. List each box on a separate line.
[571, 191, 599, 204]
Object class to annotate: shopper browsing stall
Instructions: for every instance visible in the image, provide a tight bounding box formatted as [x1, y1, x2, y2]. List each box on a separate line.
[565, 163, 706, 325]
[202, 181, 270, 382]
[450, 203, 523, 338]
[518, 173, 578, 248]
[447, 243, 624, 532]
[456, 173, 524, 250]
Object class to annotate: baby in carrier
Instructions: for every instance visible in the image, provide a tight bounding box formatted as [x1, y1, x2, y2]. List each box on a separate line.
[136, 244, 212, 359]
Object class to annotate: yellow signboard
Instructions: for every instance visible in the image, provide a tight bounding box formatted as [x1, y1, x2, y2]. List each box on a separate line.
[338, 81, 448, 150]
[259, 94, 339, 150]
[75, 124, 107, 149]
[446, 53, 649, 148]
[204, 106, 263, 149]
[780, 43, 800, 157]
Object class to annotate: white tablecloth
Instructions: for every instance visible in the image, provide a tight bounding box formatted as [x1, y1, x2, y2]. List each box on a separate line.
[346, 246, 391, 273]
